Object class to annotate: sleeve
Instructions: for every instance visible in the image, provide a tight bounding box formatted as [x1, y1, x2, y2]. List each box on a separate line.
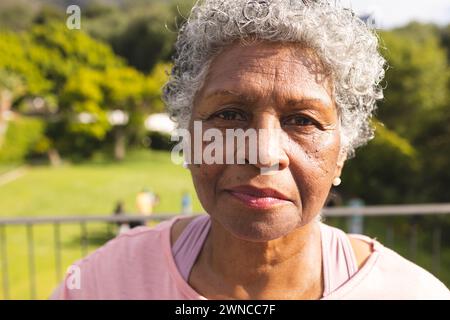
[378, 247, 450, 299]
[47, 259, 99, 300]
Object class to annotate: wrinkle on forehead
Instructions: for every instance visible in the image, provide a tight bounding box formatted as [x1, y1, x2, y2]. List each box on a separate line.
[195, 41, 335, 114]
[216, 40, 331, 86]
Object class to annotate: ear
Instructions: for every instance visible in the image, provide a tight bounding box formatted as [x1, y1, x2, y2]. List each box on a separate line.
[334, 149, 347, 178]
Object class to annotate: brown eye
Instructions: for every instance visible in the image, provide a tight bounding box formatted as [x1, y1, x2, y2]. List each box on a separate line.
[283, 115, 315, 127]
[213, 109, 247, 121]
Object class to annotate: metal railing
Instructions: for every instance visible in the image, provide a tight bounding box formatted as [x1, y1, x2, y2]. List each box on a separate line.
[0, 203, 449, 300]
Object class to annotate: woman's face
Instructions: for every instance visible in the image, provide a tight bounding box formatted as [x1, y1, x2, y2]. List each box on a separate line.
[188, 41, 346, 242]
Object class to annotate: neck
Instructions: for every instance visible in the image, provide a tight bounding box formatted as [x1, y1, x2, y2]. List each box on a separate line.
[198, 217, 323, 299]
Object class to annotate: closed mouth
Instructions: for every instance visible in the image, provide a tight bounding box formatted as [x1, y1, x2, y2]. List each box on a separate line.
[224, 185, 292, 209]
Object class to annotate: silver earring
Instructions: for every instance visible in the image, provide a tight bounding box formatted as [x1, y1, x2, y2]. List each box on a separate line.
[332, 177, 341, 186]
[182, 161, 188, 169]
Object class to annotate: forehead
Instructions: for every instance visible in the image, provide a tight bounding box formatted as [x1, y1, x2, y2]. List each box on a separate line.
[197, 41, 334, 106]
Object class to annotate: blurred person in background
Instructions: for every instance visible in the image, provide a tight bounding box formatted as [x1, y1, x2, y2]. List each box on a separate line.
[113, 201, 146, 234]
[181, 191, 193, 215]
[136, 188, 159, 216]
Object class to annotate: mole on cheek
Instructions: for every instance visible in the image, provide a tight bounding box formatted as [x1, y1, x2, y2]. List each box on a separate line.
[306, 140, 335, 176]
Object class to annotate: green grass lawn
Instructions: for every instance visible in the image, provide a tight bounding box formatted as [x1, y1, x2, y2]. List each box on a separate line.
[0, 149, 203, 299]
[0, 149, 448, 299]
[0, 149, 203, 216]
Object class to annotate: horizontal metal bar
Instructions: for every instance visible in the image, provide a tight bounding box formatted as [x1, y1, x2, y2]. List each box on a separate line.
[1, 203, 450, 225]
[322, 203, 450, 217]
[0, 214, 179, 225]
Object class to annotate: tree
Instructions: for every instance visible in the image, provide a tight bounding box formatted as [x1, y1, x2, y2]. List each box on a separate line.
[341, 121, 421, 204]
[348, 23, 450, 204]
[109, 5, 177, 73]
[0, 31, 49, 152]
[378, 25, 448, 141]
[0, 22, 164, 162]
[144, 62, 172, 113]
[439, 24, 450, 62]
[0, 71, 25, 148]
[413, 105, 450, 202]
[0, 1, 39, 31]
[60, 65, 150, 160]
[83, 1, 186, 73]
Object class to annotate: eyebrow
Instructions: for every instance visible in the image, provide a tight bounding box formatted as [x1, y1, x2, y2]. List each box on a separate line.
[204, 89, 332, 110]
[204, 89, 256, 104]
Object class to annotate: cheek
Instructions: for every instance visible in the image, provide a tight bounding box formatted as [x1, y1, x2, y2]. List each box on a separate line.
[312, 132, 340, 177]
[290, 130, 340, 178]
[287, 131, 340, 207]
[190, 164, 223, 211]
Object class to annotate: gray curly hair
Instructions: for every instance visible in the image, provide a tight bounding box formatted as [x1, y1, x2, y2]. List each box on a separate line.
[163, 0, 386, 159]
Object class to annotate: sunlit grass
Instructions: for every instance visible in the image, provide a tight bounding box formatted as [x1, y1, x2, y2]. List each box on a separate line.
[0, 149, 203, 299]
[0, 149, 202, 216]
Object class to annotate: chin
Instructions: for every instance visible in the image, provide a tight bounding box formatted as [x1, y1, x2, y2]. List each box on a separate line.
[214, 207, 303, 242]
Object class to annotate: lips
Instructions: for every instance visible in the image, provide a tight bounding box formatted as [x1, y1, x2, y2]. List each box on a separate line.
[225, 185, 292, 209]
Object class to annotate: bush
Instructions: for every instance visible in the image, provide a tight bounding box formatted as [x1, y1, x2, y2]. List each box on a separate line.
[340, 122, 421, 204]
[0, 116, 45, 163]
[147, 131, 175, 151]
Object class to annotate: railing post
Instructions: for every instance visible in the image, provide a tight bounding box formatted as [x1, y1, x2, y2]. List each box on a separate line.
[80, 222, 88, 258]
[432, 225, 441, 276]
[409, 216, 418, 262]
[385, 222, 394, 248]
[0, 225, 10, 300]
[347, 198, 364, 234]
[54, 222, 62, 283]
[26, 224, 36, 300]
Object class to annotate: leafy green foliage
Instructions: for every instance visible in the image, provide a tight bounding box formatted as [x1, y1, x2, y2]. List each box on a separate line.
[83, 1, 188, 73]
[0, 31, 51, 95]
[144, 62, 172, 113]
[341, 121, 421, 204]
[341, 23, 450, 204]
[0, 116, 45, 163]
[378, 26, 448, 140]
[0, 22, 170, 160]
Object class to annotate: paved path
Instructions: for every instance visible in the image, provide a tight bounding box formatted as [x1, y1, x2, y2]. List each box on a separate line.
[0, 166, 28, 187]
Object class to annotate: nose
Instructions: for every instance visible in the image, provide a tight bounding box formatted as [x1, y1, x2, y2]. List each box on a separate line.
[246, 113, 290, 172]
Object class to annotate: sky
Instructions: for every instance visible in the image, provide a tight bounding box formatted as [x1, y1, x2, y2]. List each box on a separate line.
[342, 0, 450, 29]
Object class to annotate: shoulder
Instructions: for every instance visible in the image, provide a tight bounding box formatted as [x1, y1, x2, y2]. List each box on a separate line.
[343, 234, 450, 299]
[81, 217, 183, 267]
[347, 235, 373, 269]
[374, 245, 450, 298]
[83, 219, 172, 261]
[51, 217, 180, 299]
[76, 214, 201, 275]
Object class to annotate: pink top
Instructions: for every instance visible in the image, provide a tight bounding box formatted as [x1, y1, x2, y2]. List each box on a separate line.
[171, 214, 358, 297]
[50, 215, 450, 300]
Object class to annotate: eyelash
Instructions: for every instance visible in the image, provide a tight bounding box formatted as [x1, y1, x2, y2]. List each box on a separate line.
[210, 108, 248, 121]
[282, 115, 315, 127]
[209, 108, 317, 128]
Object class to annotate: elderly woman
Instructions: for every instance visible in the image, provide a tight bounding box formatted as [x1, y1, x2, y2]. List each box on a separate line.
[52, 0, 449, 299]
